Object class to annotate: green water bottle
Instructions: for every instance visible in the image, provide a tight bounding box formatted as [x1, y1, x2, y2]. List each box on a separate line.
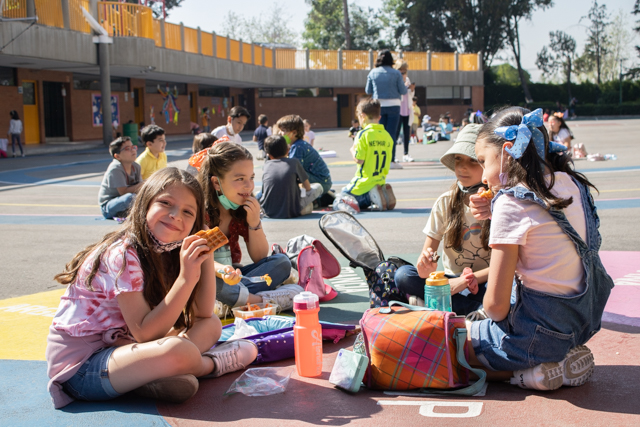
[424, 271, 452, 312]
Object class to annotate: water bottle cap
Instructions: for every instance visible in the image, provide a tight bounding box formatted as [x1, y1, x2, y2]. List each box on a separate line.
[293, 291, 319, 310]
[426, 271, 449, 286]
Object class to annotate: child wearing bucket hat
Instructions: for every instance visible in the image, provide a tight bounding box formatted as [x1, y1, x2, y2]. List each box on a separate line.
[394, 124, 492, 316]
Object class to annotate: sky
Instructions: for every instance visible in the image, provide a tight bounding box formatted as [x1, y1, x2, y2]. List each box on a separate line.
[168, 0, 639, 82]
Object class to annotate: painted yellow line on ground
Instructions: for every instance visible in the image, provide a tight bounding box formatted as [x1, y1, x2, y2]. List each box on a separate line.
[599, 188, 640, 193]
[397, 198, 438, 202]
[328, 161, 355, 166]
[0, 203, 98, 208]
[0, 289, 65, 361]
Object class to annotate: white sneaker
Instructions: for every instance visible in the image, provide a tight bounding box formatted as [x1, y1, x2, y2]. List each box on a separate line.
[257, 284, 304, 311]
[368, 185, 386, 211]
[202, 339, 258, 378]
[214, 300, 232, 319]
[402, 154, 414, 162]
[389, 162, 403, 170]
[511, 345, 594, 391]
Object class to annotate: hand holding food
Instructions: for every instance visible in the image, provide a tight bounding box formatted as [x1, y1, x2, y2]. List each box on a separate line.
[194, 227, 229, 254]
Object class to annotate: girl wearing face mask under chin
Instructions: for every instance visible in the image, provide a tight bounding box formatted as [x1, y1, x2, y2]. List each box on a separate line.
[394, 124, 492, 317]
[198, 142, 303, 314]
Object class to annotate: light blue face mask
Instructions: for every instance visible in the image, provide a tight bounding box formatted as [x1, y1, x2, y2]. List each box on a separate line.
[215, 178, 241, 210]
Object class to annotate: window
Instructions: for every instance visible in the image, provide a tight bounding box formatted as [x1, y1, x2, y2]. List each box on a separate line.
[73, 73, 129, 92]
[145, 80, 187, 95]
[0, 66, 16, 86]
[258, 88, 333, 98]
[426, 86, 472, 105]
[199, 85, 228, 97]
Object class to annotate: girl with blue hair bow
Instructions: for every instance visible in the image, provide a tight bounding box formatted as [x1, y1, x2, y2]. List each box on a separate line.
[465, 107, 614, 391]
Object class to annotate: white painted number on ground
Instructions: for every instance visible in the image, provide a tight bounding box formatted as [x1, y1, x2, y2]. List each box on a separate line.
[377, 400, 483, 418]
[327, 267, 369, 293]
[0, 304, 57, 317]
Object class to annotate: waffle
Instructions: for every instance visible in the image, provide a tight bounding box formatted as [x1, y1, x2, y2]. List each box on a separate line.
[479, 189, 493, 200]
[195, 227, 229, 254]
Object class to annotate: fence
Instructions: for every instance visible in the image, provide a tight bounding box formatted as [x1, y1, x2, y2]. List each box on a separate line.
[164, 22, 181, 50]
[35, 0, 64, 28]
[97, 1, 152, 38]
[68, 0, 90, 33]
[1, 0, 27, 19]
[184, 26, 198, 54]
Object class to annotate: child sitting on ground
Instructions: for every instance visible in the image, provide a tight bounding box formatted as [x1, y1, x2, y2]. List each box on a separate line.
[348, 119, 361, 140]
[198, 141, 303, 312]
[466, 107, 613, 390]
[99, 137, 143, 219]
[48, 168, 259, 408]
[303, 119, 316, 147]
[259, 135, 323, 218]
[342, 97, 396, 211]
[395, 124, 490, 315]
[136, 125, 167, 180]
[253, 114, 271, 160]
[277, 114, 333, 196]
[438, 115, 454, 141]
[211, 106, 251, 144]
[186, 133, 218, 176]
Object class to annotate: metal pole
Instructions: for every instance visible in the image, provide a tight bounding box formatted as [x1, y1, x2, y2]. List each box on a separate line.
[99, 42, 113, 145]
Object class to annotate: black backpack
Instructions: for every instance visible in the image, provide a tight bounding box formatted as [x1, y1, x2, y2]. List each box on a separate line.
[319, 211, 412, 308]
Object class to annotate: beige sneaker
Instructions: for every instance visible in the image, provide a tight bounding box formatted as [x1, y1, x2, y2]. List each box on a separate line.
[214, 300, 232, 319]
[368, 185, 387, 211]
[381, 183, 396, 210]
[257, 284, 304, 311]
[300, 203, 313, 216]
[134, 374, 199, 403]
[202, 339, 258, 378]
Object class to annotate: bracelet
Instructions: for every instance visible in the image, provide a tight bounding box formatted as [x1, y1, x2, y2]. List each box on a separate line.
[248, 220, 262, 231]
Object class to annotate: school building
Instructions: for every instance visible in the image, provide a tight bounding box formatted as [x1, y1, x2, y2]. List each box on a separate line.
[0, 1, 484, 144]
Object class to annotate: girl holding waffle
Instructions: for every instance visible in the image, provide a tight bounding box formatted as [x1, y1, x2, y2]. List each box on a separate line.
[465, 107, 613, 391]
[47, 168, 258, 408]
[197, 141, 301, 312]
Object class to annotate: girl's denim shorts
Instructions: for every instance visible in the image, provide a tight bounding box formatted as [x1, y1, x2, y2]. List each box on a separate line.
[62, 346, 122, 401]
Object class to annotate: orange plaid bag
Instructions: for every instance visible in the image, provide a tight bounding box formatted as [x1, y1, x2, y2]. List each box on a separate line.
[360, 302, 485, 394]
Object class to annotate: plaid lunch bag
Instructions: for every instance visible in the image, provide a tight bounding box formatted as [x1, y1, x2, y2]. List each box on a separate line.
[360, 301, 486, 395]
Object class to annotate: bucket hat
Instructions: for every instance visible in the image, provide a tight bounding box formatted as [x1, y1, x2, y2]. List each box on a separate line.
[439, 124, 482, 172]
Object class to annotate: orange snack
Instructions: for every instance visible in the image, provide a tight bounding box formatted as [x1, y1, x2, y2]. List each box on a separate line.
[195, 227, 229, 254]
[479, 189, 493, 200]
[262, 274, 272, 287]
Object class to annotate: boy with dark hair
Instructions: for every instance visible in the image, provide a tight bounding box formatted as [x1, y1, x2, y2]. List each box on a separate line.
[99, 137, 143, 219]
[276, 114, 332, 195]
[343, 98, 396, 211]
[348, 119, 361, 140]
[136, 124, 167, 180]
[259, 135, 323, 218]
[212, 105, 251, 144]
[253, 114, 271, 160]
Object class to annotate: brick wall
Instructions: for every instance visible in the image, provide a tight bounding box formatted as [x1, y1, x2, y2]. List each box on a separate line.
[0, 85, 24, 142]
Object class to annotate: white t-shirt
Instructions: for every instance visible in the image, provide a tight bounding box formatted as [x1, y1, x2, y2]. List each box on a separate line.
[212, 124, 242, 144]
[489, 172, 587, 296]
[304, 130, 316, 145]
[554, 128, 571, 144]
[423, 191, 491, 276]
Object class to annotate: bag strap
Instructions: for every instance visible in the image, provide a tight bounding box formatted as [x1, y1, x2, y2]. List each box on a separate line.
[379, 300, 433, 313]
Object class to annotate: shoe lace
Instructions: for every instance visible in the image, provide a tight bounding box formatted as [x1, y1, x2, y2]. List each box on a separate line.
[214, 300, 232, 319]
[212, 345, 241, 376]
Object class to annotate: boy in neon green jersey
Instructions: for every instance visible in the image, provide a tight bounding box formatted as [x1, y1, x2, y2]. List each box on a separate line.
[343, 98, 396, 211]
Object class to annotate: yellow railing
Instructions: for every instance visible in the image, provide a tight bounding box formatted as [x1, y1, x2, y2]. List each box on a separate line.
[309, 50, 338, 70]
[152, 19, 162, 47]
[403, 52, 427, 71]
[459, 53, 479, 71]
[275, 49, 296, 69]
[242, 42, 252, 64]
[35, 0, 64, 28]
[201, 31, 213, 56]
[97, 1, 152, 38]
[164, 22, 181, 50]
[69, 0, 90, 33]
[2, 0, 27, 19]
[254, 46, 263, 66]
[264, 48, 273, 68]
[216, 35, 227, 59]
[342, 50, 369, 70]
[431, 52, 455, 71]
[229, 39, 240, 62]
[184, 26, 198, 54]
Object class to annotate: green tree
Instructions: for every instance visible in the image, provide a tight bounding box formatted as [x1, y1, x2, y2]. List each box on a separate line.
[125, 0, 183, 18]
[504, 0, 554, 103]
[579, 1, 610, 85]
[491, 63, 531, 85]
[536, 31, 578, 103]
[221, 3, 298, 46]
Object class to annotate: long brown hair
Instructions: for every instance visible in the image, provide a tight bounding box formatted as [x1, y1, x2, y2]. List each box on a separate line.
[198, 141, 253, 227]
[478, 107, 596, 210]
[54, 168, 205, 330]
[444, 183, 491, 251]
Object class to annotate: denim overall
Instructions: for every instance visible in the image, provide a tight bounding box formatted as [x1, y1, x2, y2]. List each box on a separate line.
[470, 177, 614, 372]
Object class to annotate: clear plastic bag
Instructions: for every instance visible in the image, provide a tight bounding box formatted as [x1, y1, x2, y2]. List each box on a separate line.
[224, 367, 292, 397]
[333, 191, 360, 214]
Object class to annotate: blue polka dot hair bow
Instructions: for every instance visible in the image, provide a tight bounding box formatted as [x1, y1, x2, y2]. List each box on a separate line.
[494, 108, 567, 160]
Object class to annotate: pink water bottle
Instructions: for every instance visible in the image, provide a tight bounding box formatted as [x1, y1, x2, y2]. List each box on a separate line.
[293, 291, 323, 377]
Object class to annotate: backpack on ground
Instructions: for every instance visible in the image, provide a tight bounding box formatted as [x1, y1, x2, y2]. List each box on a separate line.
[319, 211, 412, 308]
[285, 235, 341, 302]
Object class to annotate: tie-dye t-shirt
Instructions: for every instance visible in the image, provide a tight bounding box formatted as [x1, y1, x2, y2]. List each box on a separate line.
[52, 238, 144, 337]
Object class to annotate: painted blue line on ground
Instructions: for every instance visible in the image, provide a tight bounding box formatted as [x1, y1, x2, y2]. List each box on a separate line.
[0, 360, 169, 427]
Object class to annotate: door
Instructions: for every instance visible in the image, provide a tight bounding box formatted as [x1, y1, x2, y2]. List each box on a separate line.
[22, 81, 40, 144]
[42, 82, 67, 138]
[337, 94, 350, 128]
[134, 88, 144, 125]
[190, 91, 198, 123]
